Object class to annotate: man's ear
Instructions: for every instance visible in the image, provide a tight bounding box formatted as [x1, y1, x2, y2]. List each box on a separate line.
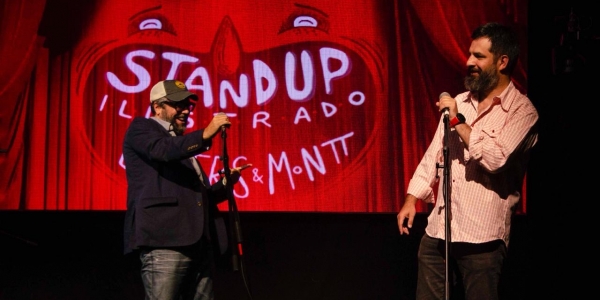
[152, 101, 161, 113]
[498, 54, 509, 72]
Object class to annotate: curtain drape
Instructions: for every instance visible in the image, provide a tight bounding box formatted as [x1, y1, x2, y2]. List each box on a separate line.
[0, 0, 47, 209]
[0, 0, 528, 212]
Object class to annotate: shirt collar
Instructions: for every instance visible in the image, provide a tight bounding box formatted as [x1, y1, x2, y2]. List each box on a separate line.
[496, 81, 517, 111]
[151, 116, 175, 135]
[465, 81, 516, 112]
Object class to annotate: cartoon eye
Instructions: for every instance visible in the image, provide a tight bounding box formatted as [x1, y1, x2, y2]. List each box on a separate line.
[128, 12, 176, 36]
[139, 18, 162, 30]
[279, 9, 329, 34]
[293, 16, 318, 28]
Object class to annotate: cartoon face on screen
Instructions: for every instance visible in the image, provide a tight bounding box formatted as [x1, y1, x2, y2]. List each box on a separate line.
[72, 0, 390, 211]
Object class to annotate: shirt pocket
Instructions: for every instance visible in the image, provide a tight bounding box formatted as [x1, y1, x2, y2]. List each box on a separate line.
[142, 196, 178, 208]
[479, 118, 504, 140]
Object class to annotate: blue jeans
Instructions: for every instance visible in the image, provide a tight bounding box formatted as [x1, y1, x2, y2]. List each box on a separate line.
[416, 234, 506, 300]
[140, 240, 214, 300]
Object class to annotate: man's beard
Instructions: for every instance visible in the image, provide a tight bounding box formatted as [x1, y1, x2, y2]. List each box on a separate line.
[464, 64, 499, 95]
[159, 113, 187, 136]
[171, 120, 186, 136]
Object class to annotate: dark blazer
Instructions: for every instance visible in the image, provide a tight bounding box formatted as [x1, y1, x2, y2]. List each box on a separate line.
[122, 117, 228, 255]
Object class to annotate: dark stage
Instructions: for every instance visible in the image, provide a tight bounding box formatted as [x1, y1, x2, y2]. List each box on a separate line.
[0, 212, 530, 300]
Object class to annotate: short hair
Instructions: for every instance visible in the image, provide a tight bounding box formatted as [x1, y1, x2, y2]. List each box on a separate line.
[472, 22, 520, 75]
[150, 96, 169, 115]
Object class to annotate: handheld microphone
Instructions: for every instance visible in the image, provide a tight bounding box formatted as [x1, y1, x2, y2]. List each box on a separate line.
[439, 92, 450, 116]
[221, 123, 231, 132]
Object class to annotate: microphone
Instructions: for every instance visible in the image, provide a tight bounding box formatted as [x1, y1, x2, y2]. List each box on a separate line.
[439, 92, 450, 116]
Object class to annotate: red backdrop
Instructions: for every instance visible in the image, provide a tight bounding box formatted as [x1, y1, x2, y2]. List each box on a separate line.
[0, 0, 528, 212]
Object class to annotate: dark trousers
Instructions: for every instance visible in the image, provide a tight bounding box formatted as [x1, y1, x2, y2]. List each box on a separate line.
[416, 234, 506, 300]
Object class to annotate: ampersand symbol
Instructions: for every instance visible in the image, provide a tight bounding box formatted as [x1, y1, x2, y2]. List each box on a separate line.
[252, 168, 263, 183]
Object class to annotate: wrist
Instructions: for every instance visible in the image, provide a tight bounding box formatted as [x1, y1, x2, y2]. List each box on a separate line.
[450, 113, 465, 128]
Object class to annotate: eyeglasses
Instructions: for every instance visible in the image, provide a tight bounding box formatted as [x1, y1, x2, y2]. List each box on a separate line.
[162, 100, 196, 112]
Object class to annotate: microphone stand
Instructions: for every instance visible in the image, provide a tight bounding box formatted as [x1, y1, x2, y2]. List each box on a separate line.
[220, 126, 254, 300]
[441, 112, 451, 300]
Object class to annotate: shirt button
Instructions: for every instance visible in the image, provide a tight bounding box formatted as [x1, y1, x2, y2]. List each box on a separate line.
[197, 202, 202, 207]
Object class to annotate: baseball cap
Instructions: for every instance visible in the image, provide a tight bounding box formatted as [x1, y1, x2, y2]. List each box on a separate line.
[149, 80, 198, 103]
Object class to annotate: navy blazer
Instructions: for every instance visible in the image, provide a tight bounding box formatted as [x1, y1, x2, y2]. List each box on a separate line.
[122, 117, 228, 255]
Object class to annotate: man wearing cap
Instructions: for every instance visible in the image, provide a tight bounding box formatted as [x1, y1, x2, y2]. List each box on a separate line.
[122, 79, 245, 300]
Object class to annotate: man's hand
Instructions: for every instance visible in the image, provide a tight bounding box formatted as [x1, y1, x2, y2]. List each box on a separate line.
[436, 93, 458, 119]
[203, 113, 232, 139]
[223, 164, 252, 186]
[397, 194, 418, 235]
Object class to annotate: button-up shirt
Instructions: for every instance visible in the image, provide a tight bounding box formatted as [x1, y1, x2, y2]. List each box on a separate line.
[406, 81, 538, 246]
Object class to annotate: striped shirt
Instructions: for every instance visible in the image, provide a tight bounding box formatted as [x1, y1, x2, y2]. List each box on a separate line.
[407, 81, 538, 246]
